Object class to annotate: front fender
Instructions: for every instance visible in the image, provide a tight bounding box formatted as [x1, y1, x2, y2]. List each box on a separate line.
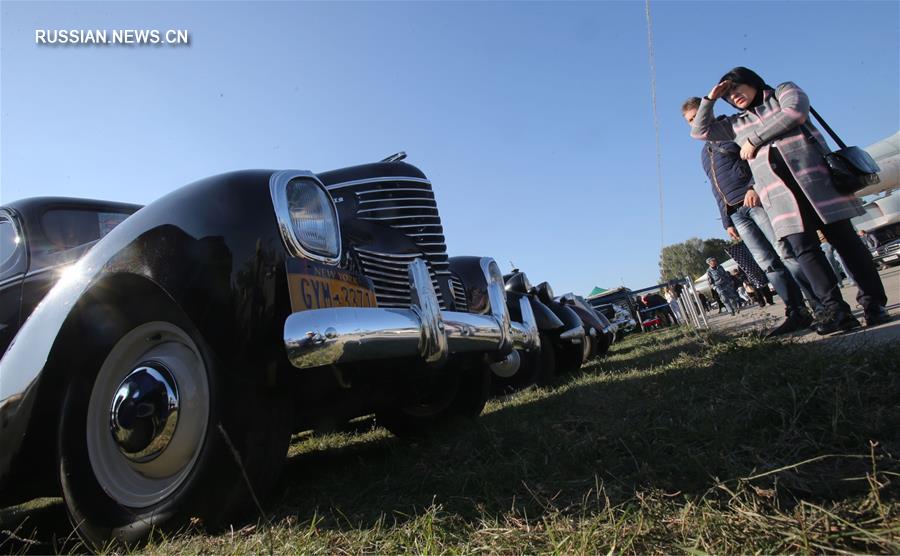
[0, 211, 144, 493]
[545, 301, 583, 329]
[569, 305, 607, 333]
[544, 301, 586, 342]
[504, 291, 564, 331]
[0, 170, 287, 493]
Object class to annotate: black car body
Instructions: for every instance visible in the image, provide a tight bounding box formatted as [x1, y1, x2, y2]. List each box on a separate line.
[558, 294, 616, 359]
[0, 198, 141, 356]
[0, 161, 537, 545]
[493, 270, 584, 386]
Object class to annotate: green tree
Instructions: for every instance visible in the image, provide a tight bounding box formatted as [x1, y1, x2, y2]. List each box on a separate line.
[659, 237, 730, 282]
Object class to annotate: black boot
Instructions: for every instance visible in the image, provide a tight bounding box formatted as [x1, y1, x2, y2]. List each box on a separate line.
[765, 308, 813, 338]
[816, 308, 861, 335]
[864, 306, 891, 327]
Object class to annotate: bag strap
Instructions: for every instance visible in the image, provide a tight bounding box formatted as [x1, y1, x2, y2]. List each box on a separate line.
[800, 124, 830, 158]
[808, 106, 848, 150]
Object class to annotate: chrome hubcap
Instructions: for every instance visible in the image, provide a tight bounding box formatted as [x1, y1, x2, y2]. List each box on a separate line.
[86, 321, 209, 508]
[110, 363, 180, 463]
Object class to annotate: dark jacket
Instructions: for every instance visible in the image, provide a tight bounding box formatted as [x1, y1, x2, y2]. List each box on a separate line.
[701, 139, 753, 229]
[707, 265, 737, 294]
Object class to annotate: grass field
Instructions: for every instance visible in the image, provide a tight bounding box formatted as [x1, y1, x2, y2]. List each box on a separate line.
[2, 326, 899, 554]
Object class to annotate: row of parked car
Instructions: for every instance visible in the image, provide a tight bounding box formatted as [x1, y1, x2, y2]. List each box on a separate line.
[0, 155, 626, 546]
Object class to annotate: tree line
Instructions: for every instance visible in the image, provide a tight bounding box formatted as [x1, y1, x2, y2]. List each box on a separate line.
[659, 237, 730, 283]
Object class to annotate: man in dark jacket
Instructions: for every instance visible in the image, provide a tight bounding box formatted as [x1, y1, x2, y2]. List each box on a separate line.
[683, 97, 817, 336]
[705, 257, 740, 316]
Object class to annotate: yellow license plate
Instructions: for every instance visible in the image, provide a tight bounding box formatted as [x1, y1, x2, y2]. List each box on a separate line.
[287, 259, 377, 312]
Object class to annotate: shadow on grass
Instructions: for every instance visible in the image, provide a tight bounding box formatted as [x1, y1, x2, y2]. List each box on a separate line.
[0, 498, 72, 554]
[3, 328, 898, 551]
[268, 329, 899, 532]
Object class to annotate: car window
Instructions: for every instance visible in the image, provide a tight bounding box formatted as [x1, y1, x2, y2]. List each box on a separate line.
[0, 217, 23, 271]
[41, 209, 131, 251]
[29, 209, 133, 271]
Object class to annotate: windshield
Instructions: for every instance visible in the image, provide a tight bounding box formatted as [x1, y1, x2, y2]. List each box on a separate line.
[30, 209, 133, 270]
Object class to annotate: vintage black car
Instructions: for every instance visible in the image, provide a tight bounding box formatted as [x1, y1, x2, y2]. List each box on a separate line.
[495, 270, 584, 388]
[558, 294, 616, 360]
[0, 159, 538, 545]
[0, 198, 141, 354]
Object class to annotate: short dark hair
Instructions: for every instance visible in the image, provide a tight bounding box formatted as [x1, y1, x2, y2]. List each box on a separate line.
[681, 96, 702, 114]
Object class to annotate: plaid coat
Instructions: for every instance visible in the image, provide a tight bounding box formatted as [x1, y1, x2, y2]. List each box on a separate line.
[691, 82, 863, 239]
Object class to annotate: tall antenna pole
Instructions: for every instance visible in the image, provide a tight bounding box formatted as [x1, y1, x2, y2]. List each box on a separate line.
[644, 0, 665, 252]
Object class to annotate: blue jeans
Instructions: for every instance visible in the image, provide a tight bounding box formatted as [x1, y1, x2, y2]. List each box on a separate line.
[730, 205, 811, 313]
[714, 287, 740, 315]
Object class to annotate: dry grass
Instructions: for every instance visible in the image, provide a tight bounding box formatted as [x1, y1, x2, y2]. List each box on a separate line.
[2, 326, 898, 554]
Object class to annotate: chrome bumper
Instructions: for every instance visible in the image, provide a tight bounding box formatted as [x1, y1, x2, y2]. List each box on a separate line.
[284, 257, 539, 369]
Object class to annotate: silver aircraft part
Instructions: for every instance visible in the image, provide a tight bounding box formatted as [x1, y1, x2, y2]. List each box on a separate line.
[284, 257, 539, 369]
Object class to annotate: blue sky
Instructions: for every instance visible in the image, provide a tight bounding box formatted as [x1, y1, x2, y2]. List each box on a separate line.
[2, 1, 898, 295]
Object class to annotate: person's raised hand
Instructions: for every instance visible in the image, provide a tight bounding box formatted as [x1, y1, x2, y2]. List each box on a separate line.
[708, 80, 731, 100]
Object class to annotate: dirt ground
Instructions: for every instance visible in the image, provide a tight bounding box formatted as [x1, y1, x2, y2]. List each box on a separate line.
[701, 265, 900, 347]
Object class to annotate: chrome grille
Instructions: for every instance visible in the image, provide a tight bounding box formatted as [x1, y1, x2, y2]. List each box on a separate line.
[450, 274, 468, 312]
[355, 248, 447, 309]
[329, 176, 452, 309]
[874, 241, 899, 257]
[327, 177, 450, 274]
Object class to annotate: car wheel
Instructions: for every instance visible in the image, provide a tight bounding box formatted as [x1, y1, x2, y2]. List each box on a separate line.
[377, 363, 490, 438]
[581, 332, 595, 363]
[490, 348, 540, 395]
[534, 332, 557, 386]
[57, 303, 291, 547]
[595, 333, 612, 357]
[555, 338, 585, 375]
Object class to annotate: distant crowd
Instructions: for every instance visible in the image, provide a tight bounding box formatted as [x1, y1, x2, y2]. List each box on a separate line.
[680, 66, 890, 337]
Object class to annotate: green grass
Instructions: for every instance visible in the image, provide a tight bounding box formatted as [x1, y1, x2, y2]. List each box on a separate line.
[3, 327, 899, 554]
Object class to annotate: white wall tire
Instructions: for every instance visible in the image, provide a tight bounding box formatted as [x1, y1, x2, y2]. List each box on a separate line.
[57, 300, 292, 548]
[85, 321, 209, 509]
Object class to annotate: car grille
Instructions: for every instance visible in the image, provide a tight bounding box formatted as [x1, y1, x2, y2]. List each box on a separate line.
[328, 176, 451, 309]
[450, 274, 468, 312]
[875, 240, 900, 257]
[354, 248, 447, 308]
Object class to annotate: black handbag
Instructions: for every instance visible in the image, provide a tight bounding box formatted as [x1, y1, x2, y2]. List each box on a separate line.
[803, 106, 881, 195]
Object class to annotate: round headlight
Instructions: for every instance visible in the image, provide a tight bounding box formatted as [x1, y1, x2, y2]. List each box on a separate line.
[543, 282, 554, 299]
[521, 272, 532, 292]
[285, 178, 340, 260]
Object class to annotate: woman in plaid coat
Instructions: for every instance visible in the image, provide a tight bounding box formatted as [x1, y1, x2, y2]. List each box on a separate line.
[692, 67, 888, 333]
